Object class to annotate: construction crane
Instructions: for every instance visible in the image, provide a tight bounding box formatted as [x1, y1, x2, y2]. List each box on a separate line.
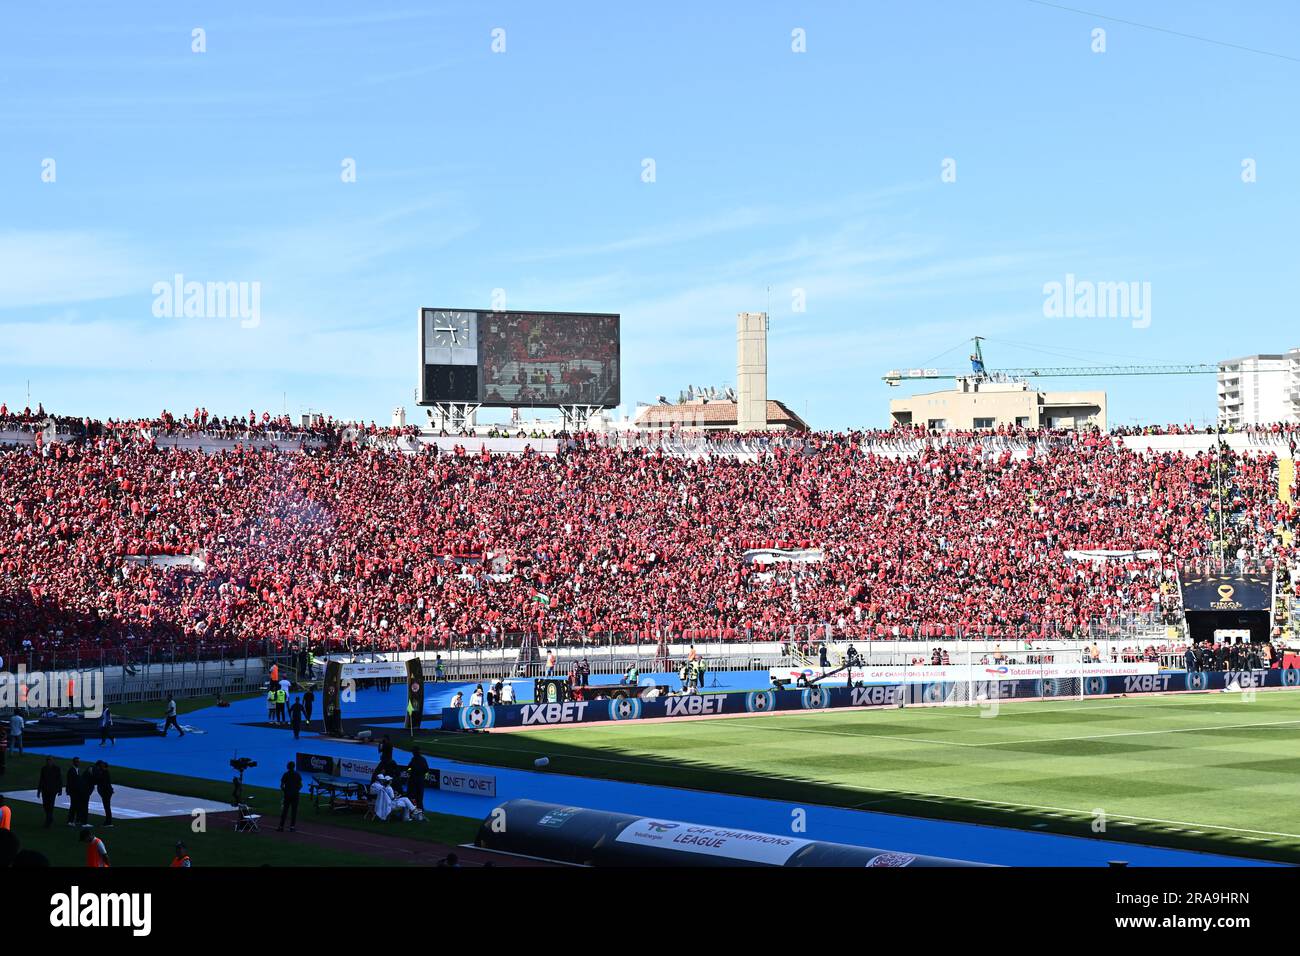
[882, 337, 1219, 386]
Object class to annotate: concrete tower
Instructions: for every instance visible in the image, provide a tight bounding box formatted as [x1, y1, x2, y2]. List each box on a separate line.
[736, 311, 768, 431]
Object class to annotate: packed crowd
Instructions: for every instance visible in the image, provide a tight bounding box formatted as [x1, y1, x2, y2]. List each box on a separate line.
[1110, 421, 1300, 438]
[0, 404, 419, 445]
[1, 415, 1295, 667]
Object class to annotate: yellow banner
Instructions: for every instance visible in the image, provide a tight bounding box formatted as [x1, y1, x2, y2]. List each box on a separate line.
[1281, 458, 1295, 504]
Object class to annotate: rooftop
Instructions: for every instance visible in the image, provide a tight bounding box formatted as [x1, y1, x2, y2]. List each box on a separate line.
[634, 399, 808, 431]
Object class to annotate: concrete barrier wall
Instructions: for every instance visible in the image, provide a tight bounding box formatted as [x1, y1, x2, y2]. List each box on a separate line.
[1119, 433, 1293, 455]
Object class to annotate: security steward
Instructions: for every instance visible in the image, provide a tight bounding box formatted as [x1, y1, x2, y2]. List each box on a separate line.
[82, 827, 110, 867]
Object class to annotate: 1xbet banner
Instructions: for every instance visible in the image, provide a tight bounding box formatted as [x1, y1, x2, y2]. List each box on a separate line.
[441, 670, 1298, 731]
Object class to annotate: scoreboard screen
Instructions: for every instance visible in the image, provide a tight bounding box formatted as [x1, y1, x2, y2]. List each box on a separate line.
[418, 308, 620, 408]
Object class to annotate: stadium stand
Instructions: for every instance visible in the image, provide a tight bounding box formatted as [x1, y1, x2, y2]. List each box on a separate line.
[1, 409, 1297, 670]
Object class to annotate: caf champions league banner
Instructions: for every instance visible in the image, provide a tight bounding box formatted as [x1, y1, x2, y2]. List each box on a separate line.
[443, 669, 1300, 731]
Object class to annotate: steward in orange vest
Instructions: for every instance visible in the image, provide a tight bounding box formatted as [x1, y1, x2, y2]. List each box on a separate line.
[82, 829, 110, 867]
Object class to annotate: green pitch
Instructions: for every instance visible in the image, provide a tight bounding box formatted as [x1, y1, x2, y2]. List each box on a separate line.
[419, 690, 1300, 863]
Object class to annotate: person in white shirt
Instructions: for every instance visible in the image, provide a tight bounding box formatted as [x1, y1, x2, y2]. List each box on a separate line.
[9, 711, 24, 753]
[499, 682, 514, 704]
[449, 691, 464, 708]
[469, 684, 484, 706]
[369, 775, 422, 822]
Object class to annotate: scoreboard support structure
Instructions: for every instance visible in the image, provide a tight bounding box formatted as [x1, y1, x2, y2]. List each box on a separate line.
[429, 402, 481, 432]
[559, 404, 602, 432]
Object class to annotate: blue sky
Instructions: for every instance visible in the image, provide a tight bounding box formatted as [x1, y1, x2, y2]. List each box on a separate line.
[1, 1, 1296, 429]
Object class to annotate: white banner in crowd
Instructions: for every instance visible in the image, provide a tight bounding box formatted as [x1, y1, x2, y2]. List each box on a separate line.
[742, 548, 825, 565]
[1062, 549, 1161, 562]
[123, 553, 207, 573]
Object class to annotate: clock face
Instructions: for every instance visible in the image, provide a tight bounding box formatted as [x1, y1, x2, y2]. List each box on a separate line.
[424, 310, 478, 367]
[429, 311, 473, 348]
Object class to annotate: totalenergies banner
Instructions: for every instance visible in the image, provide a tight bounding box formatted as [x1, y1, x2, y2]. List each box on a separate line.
[1180, 571, 1273, 611]
[441, 669, 1300, 730]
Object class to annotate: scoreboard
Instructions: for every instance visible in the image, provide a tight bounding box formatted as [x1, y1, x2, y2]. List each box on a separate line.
[418, 308, 620, 408]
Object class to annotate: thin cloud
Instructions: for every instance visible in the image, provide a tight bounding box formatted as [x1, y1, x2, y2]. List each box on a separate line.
[0, 232, 162, 310]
